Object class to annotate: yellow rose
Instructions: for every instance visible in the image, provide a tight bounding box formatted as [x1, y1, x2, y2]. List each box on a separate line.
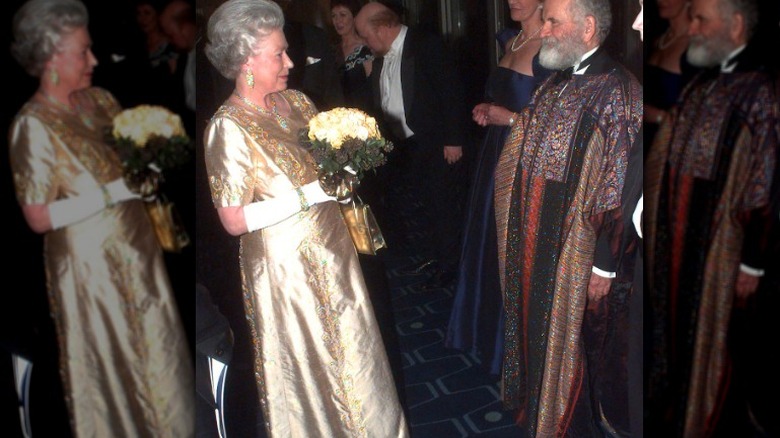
[113, 105, 186, 147]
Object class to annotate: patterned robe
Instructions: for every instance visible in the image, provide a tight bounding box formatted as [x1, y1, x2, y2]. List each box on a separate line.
[204, 89, 408, 437]
[494, 48, 642, 437]
[9, 87, 194, 437]
[645, 50, 778, 437]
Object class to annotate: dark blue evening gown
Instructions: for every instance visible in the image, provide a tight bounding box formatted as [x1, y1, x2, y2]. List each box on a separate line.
[644, 53, 698, 157]
[445, 51, 551, 375]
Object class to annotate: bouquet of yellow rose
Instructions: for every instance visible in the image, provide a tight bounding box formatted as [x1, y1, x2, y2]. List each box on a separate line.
[109, 105, 192, 252]
[300, 107, 392, 254]
[110, 105, 191, 190]
[301, 107, 393, 183]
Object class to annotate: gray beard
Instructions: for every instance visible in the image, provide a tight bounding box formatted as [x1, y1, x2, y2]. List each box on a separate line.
[539, 32, 589, 70]
[686, 33, 736, 67]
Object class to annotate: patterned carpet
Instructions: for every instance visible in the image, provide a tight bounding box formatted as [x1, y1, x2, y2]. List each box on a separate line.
[380, 194, 527, 438]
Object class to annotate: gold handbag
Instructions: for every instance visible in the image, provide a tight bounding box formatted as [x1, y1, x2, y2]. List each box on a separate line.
[340, 198, 386, 255]
[145, 197, 191, 253]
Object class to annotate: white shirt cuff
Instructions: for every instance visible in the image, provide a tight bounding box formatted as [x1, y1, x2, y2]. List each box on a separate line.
[592, 266, 616, 278]
[632, 194, 643, 238]
[739, 263, 764, 277]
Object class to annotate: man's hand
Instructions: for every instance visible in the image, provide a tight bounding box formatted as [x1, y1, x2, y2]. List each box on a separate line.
[443, 146, 462, 164]
[587, 273, 612, 302]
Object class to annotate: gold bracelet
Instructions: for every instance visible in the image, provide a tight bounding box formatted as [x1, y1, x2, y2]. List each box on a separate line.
[296, 187, 310, 211]
[100, 185, 113, 207]
[508, 112, 518, 125]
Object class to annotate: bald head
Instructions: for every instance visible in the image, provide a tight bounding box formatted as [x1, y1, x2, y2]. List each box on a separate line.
[355, 1, 401, 56]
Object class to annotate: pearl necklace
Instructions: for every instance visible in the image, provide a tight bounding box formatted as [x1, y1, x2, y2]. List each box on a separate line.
[656, 28, 682, 50]
[510, 26, 542, 52]
[234, 91, 289, 130]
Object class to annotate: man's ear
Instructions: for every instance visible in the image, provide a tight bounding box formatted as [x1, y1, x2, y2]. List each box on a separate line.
[583, 15, 597, 44]
[730, 12, 746, 44]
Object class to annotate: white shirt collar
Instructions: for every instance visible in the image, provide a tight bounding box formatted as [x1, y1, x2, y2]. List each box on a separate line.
[385, 25, 408, 59]
[720, 44, 746, 73]
[573, 46, 599, 75]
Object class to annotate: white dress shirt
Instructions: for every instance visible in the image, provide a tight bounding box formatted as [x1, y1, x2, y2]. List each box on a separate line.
[573, 46, 599, 75]
[720, 44, 746, 73]
[633, 194, 643, 239]
[380, 25, 414, 140]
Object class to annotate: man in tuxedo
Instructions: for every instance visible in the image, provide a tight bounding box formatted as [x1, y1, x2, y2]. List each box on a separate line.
[355, 0, 468, 289]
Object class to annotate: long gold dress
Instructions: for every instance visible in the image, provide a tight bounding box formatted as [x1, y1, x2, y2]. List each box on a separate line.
[204, 89, 408, 437]
[8, 87, 194, 437]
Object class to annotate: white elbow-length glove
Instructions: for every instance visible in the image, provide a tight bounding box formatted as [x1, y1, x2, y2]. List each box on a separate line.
[49, 178, 140, 229]
[244, 181, 335, 232]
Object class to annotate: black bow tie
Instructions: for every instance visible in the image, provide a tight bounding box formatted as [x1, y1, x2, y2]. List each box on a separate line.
[554, 66, 574, 84]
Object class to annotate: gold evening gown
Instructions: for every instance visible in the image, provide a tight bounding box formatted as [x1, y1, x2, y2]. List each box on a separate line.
[204, 89, 408, 437]
[8, 87, 194, 437]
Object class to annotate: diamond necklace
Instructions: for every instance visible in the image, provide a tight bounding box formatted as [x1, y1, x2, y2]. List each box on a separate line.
[39, 91, 94, 128]
[510, 26, 542, 52]
[234, 90, 289, 130]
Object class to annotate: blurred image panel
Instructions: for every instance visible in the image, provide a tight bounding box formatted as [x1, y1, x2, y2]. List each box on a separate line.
[643, 0, 780, 436]
[1, 0, 196, 436]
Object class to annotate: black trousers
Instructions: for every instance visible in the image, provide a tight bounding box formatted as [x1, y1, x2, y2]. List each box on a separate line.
[377, 135, 467, 270]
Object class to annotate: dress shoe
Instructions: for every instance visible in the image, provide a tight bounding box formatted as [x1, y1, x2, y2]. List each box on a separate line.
[419, 269, 457, 291]
[397, 259, 439, 276]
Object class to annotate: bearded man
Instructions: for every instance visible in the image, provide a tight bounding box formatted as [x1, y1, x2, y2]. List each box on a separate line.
[493, 0, 642, 434]
[644, 0, 778, 435]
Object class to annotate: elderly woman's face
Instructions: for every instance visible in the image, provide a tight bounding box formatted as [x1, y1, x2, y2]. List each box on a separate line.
[245, 29, 293, 93]
[47, 26, 97, 92]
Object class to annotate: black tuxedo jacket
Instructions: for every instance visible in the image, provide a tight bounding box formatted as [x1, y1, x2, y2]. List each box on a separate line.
[285, 21, 344, 110]
[370, 27, 466, 148]
[195, 283, 233, 406]
[618, 126, 643, 280]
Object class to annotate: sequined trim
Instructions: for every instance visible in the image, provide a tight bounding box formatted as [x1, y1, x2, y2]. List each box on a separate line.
[42, 238, 75, 431]
[21, 87, 123, 184]
[301, 221, 367, 437]
[212, 97, 317, 190]
[105, 240, 161, 431]
[239, 242, 272, 433]
[208, 165, 257, 205]
[343, 45, 374, 72]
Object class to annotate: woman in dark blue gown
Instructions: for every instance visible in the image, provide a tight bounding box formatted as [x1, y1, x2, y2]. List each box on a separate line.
[445, 0, 550, 375]
[644, 0, 697, 156]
